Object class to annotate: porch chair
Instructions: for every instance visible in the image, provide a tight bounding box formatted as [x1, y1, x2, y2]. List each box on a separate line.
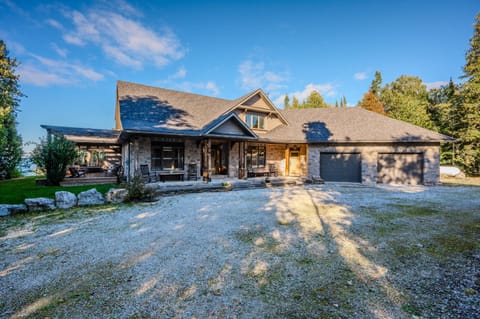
[140, 164, 157, 183]
[69, 166, 86, 178]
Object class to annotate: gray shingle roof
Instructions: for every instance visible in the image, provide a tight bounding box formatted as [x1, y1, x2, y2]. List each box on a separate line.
[260, 107, 452, 143]
[117, 80, 237, 134]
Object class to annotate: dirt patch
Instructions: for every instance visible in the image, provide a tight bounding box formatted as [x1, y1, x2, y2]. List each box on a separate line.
[0, 184, 479, 318]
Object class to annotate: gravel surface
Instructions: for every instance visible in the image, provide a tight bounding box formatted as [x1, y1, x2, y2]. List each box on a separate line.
[0, 184, 479, 318]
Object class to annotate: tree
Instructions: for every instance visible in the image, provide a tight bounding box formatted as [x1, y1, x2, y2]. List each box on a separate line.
[283, 94, 290, 109]
[370, 70, 383, 95]
[381, 75, 434, 129]
[302, 90, 328, 108]
[0, 39, 23, 179]
[30, 135, 78, 186]
[291, 96, 300, 109]
[453, 13, 480, 174]
[339, 95, 347, 107]
[359, 70, 385, 114]
[359, 91, 385, 114]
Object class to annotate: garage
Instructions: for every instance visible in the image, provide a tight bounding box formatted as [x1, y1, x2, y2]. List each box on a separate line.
[320, 153, 361, 182]
[377, 153, 424, 185]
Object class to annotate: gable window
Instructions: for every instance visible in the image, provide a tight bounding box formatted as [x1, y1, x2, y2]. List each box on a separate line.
[245, 113, 265, 129]
[246, 145, 266, 168]
[151, 142, 184, 170]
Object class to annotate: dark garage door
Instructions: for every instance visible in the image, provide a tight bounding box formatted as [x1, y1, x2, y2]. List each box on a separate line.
[377, 153, 423, 185]
[320, 153, 361, 182]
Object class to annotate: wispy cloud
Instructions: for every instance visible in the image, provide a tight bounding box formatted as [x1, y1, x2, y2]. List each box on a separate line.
[354, 72, 368, 80]
[273, 83, 337, 107]
[238, 60, 288, 94]
[177, 81, 220, 96]
[18, 54, 104, 87]
[171, 67, 187, 79]
[425, 81, 449, 90]
[55, 4, 184, 69]
[51, 43, 68, 58]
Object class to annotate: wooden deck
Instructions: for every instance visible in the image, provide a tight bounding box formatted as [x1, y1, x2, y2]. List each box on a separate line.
[60, 176, 118, 186]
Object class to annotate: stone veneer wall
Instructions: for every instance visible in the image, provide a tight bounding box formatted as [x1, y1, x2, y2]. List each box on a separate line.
[307, 143, 441, 185]
[126, 137, 201, 180]
[229, 142, 239, 178]
[266, 144, 287, 176]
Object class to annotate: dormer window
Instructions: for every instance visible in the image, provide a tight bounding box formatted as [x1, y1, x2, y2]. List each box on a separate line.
[245, 113, 265, 129]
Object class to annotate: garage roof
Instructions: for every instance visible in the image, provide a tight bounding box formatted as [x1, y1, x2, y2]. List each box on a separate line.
[260, 107, 453, 143]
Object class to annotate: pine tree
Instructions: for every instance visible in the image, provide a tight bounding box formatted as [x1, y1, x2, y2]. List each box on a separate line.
[0, 39, 23, 179]
[339, 95, 347, 107]
[283, 94, 290, 109]
[454, 13, 480, 174]
[371, 70, 382, 95]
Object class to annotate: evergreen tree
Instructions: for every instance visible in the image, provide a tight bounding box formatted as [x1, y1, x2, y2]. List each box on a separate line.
[283, 94, 290, 109]
[335, 100, 339, 108]
[371, 70, 383, 95]
[340, 95, 347, 107]
[453, 13, 480, 174]
[381, 75, 434, 129]
[0, 39, 23, 179]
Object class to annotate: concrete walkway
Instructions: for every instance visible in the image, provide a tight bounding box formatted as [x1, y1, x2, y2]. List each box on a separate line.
[147, 176, 306, 195]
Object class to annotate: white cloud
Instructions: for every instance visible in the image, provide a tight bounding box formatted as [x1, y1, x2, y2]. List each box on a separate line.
[60, 5, 184, 69]
[51, 43, 67, 58]
[425, 81, 449, 90]
[18, 54, 104, 86]
[45, 18, 63, 30]
[238, 60, 288, 94]
[171, 67, 187, 79]
[354, 72, 368, 80]
[273, 83, 337, 107]
[177, 81, 220, 96]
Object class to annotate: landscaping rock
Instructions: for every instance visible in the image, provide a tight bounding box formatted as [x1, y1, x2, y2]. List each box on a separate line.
[55, 191, 77, 209]
[25, 198, 56, 212]
[77, 188, 105, 206]
[105, 188, 128, 204]
[0, 204, 28, 216]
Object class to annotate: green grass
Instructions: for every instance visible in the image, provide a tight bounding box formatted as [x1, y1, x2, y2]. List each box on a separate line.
[0, 176, 117, 204]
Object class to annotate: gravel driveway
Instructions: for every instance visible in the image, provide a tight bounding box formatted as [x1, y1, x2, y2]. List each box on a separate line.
[1, 184, 479, 318]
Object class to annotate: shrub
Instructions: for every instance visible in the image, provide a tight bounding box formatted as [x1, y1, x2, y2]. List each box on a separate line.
[30, 136, 78, 186]
[123, 175, 156, 202]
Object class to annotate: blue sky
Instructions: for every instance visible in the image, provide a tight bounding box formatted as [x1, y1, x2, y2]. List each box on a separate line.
[0, 0, 478, 151]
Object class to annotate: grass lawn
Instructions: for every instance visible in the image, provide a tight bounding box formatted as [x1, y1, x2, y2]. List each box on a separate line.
[0, 176, 118, 204]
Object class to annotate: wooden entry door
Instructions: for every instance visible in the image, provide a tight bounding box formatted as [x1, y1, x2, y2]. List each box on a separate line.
[288, 150, 301, 176]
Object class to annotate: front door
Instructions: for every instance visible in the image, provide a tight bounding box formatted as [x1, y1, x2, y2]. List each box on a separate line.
[289, 150, 301, 176]
[211, 142, 229, 175]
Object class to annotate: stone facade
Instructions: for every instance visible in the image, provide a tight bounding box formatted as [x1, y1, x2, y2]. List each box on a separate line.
[123, 136, 441, 185]
[307, 143, 441, 185]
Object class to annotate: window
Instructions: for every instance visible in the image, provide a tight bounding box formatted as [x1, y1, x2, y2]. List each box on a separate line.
[151, 142, 184, 170]
[247, 145, 266, 168]
[245, 113, 265, 129]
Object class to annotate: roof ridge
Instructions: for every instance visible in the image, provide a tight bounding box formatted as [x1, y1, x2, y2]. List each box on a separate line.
[117, 80, 233, 102]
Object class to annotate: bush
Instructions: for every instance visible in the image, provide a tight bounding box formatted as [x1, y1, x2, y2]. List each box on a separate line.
[122, 175, 156, 202]
[30, 136, 78, 186]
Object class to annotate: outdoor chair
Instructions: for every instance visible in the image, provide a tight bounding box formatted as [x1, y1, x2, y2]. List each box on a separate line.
[69, 167, 86, 178]
[140, 164, 157, 183]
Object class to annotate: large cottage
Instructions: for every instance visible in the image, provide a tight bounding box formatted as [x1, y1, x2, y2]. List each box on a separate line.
[42, 80, 452, 185]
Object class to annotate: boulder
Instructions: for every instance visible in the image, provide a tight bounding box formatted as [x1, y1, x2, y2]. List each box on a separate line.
[77, 188, 105, 206]
[25, 198, 56, 212]
[55, 191, 77, 209]
[440, 166, 464, 178]
[105, 188, 128, 204]
[0, 204, 28, 217]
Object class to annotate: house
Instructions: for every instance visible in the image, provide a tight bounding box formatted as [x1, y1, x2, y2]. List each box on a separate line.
[42, 80, 452, 185]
